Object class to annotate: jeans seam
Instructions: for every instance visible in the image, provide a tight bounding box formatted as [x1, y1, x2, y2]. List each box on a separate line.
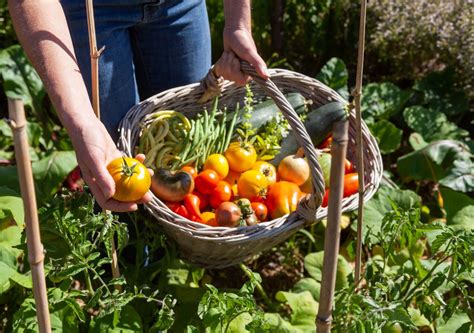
[129, 27, 153, 100]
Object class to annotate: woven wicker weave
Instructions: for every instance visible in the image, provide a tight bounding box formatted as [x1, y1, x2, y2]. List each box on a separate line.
[117, 64, 383, 268]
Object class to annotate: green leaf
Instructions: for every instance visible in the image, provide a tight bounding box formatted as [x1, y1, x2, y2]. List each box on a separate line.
[265, 291, 318, 332]
[89, 304, 143, 332]
[0, 45, 45, 113]
[368, 120, 403, 154]
[440, 187, 474, 230]
[388, 307, 416, 330]
[315, 57, 349, 100]
[407, 307, 430, 328]
[408, 132, 428, 151]
[414, 68, 469, 116]
[436, 312, 472, 333]
[397, 140, 473, 192]
[304, 251, 351, 289]
[0, 151, 77, 205]
[292, 278, 320, 302]
[403, 106, 469, 142]
[361, 186, 420, 243]
[362, 83, 411, 123]
[0, 187, 24, 265]
[13, 289, 80, 333]
[0, 261, 32, 293]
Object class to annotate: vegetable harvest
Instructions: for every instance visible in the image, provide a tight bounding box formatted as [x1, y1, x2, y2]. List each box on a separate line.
[137, 88, 355, 227]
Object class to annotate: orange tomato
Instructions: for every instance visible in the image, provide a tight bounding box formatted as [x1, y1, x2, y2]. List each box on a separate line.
[201, 211, 218, 227]
[343, 173, 359, 198]
[265, 181, 301, 219]
[195, 170, 220, 194]
[224, 169, 241, 186]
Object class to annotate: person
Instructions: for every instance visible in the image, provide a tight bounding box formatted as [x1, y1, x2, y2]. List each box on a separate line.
[9, 0, 268, 212]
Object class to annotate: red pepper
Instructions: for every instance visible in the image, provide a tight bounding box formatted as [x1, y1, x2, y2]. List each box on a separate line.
[184, 194, 202, 220]
[193, 190, 209, 211]
[165, 202, 190, 219]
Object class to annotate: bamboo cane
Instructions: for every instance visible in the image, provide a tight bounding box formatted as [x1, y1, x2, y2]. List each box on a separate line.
[8, 99, 52, 333]
[354, 0, 368, 287]
[85, 0, 121, 287]
[316, 119, 349, 333]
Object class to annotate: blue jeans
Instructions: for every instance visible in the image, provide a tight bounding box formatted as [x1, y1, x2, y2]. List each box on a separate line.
[61, 0, 211, 140]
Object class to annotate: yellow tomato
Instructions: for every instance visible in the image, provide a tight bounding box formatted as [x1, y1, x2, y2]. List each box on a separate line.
[203, 154, 229, 179]
[224, 142, 257, 173]
[107, 157, 151, 202]
[237, 170, 268, 200]
[251, 161, 277, 185]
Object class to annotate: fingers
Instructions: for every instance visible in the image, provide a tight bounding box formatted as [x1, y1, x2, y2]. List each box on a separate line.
[241, 49, 269, 80]
[214, 51, 250, 85]
[134, 153, 154, 176]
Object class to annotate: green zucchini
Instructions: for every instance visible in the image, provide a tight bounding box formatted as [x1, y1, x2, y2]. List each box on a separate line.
[230, 92, 308, 129]
[270, 101, 349, 166]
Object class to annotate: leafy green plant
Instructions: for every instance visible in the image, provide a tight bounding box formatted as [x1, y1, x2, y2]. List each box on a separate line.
[333, 200, 473, 332]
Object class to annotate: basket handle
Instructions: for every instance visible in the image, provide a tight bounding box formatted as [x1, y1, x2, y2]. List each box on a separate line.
[237, 61, 326, 217]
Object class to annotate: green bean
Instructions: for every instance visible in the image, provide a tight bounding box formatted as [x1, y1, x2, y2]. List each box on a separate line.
[223, 104, 239, 152]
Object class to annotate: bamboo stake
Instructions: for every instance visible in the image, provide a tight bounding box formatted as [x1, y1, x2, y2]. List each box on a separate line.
[353, 0, 368, 287]
[85, 0, 121, 287]
[8, 99, 51, 333]
[85, 0, 104, 118]
[316, 119, 349, 333]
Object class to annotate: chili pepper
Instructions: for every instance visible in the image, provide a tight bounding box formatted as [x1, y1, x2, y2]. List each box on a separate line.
[184, 194, 202, 220]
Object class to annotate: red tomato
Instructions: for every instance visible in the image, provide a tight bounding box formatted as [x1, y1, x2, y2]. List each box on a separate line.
[181, 165, 197, 178]
[195, 170, 220, 194]
[251, 202, 268, 222]
[265, 181, 301, 219]
[321, 190, 329, 208]
[343, 173, 359, 198]
[321, 173, 358, 208]
[210, 181, 233, 209]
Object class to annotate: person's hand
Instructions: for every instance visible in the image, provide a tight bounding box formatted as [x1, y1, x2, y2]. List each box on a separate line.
[70, 117, 153, 212]
[214, 27, 269, 85]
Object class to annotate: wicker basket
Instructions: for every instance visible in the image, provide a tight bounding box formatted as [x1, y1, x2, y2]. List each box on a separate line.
[117, 63, 383, 269]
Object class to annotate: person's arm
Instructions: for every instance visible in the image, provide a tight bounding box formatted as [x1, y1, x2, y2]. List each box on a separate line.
[8, 0, 151, 211]
[215, 0, 268, 84]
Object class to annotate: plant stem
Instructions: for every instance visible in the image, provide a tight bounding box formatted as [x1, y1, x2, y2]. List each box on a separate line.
[403, 255, 450, 302]
[239, 263, 272, 308]
[84, 270, 94, 296]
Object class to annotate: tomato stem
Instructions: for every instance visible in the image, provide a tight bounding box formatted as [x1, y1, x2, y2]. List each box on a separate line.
[121, 157, 138, 177]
